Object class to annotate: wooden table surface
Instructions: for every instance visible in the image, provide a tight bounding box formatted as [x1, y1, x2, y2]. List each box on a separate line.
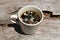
[0, 0, 60, 40]
[0, 18, 60, 40]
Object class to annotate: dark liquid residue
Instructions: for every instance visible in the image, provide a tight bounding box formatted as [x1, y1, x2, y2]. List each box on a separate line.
[21, 11, 41, 24]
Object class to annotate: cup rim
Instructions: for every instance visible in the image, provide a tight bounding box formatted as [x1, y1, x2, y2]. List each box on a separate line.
[18, 5, 44, 26]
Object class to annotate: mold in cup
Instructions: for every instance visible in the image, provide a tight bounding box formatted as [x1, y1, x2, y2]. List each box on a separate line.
[21, 10, 41, 24]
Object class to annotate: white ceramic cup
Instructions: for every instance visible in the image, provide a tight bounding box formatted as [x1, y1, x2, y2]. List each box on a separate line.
[10, 5, 44, 34]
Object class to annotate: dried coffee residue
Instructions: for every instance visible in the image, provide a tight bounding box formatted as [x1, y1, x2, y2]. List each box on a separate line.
[21, 11, 41, 24]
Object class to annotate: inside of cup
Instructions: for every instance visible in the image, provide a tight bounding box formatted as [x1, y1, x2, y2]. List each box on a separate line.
[19, 6, 43, 26]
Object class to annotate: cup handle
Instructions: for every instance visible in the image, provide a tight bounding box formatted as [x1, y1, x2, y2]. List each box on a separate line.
[10, 15, 18, 23]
